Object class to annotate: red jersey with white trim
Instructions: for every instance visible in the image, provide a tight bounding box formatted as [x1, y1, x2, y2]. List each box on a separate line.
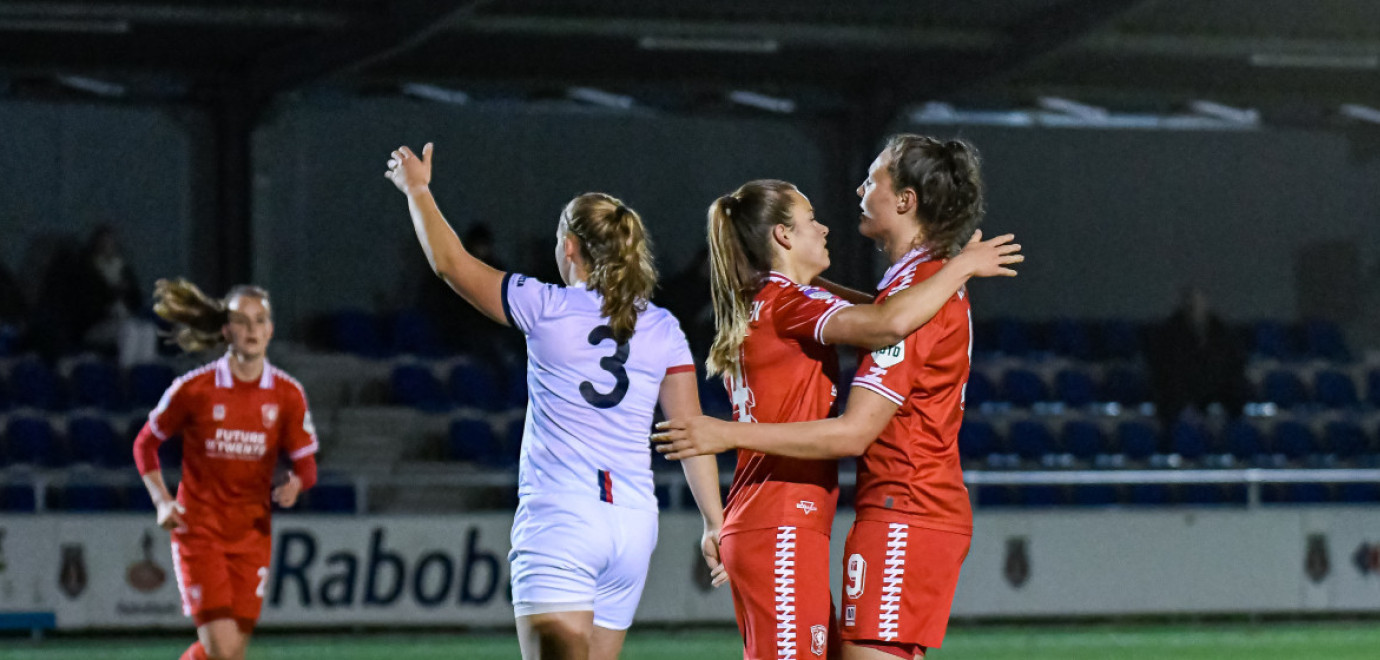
[721, 272, 850, 537]
[147, 355, 319, 549]
[850, 248, 973, 535]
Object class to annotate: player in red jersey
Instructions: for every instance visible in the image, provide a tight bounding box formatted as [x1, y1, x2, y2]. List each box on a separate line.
[132, 279, 319, 660]
[660, 135, 997, 659]
[701, 177, 1019, 660]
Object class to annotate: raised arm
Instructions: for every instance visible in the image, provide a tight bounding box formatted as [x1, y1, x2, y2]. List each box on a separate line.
[386, 143, 509, 326]
[658, 370, 728, 587]
[655, 386, 899, 461]
[820, 231, 1020, 350]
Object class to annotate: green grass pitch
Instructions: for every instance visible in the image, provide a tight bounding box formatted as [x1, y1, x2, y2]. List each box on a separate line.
[6, 623, 1380, 659]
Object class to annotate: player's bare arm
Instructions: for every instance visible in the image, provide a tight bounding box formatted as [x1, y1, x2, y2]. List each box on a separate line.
[654, 386, 899, 460]
[657, 370, 729, 588]
[386, 142, 509, 325]
[820, 230, 1021, 350]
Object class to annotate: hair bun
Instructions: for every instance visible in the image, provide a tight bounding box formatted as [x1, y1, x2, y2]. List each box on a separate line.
[717, 195, 738, 215]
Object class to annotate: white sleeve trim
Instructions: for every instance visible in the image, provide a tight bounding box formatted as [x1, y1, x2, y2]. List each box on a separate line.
[851, 380, 906, 407]
[289, 440, 320, 461]
[813, 302, 849, 345]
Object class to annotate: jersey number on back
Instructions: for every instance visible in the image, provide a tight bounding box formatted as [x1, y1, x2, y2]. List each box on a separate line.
[580, 325, 631, 409]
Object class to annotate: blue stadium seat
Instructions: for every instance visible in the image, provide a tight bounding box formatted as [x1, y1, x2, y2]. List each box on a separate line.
[964, 371, 995, 407]
[1008, 420, 1054, 460]
[448, 362, 501, 411]
[653, 483, 673, 510]
[1098, 320, 1142, 359]
[995, 318, 1037, 355]
[0, 484, 37, 512]
[1338, 483, 1380, 503]
[1000, 369, 1048, 407]
[390, 309, 444, 357]
[1367, 370, 1380, 408]
[123, 486, 155, 512]
[1070, 485, 1118, 506]
[1272, 421, 1318, 460]
[1313, 370, 1358, 408]
[958, 419, 1000, 461]
[1224, 419, 1266, 459]
[59, 485, 120, 512]
[1054, 369, 1096, 407]
[391, 364, 450, 412]
[1100, 366, 1149, 404]
[5, 416, 61, 466]
[67, 416, 125, 467]
[1049, 319, 1093, 360]
[0, 371, 11, 411]
[1289, 483, 1332, 504]
[1304, 320, 1349, 361]
[1323, 420, 1369, 458]
[505, 366, 529, 410]
[10, 358, 63, 410]
[1179, 484, 1226, 505]
[1061, 420, 1105, 461]
[1115, 419, 1159, 460]
[304, 484, 357, 513]
[1170, 420, 1212, 460]
[1128, 484, 1171, 505]
[1254, 321, 1296, 359]
[70, 361, 125, 410]
[1018, 485, 1064, 507]
[448, 419, 500, 464]
[329, 310, 385, 357]
[975, 485, 1015, 507]
[1261, 370, 1308, 408]
[128, 363, 175, 408]
[698, 376, 732, 418]
[504, 417, 525, 466]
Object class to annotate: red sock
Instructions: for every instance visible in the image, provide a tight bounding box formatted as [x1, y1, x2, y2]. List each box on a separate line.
[180, 641, 208, 660]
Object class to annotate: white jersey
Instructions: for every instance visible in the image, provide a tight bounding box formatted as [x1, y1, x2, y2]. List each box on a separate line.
[503, 273, 694, 512]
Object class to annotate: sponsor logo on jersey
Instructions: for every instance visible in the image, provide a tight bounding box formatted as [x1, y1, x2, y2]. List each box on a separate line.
[845, 554, 866, 599]
[59, 544, 87, 599]
[870, 340, 905, 369]
[810, 624, 827, 656]
[1305, 534, 1330, 584]
[209, 428, 269, 459]
[801, 286, 833, 301]
[125, 530, 167, 594]
[796, 500, 817, 515]
[262, 403, 279, 428]
[212, 404, 226, 421]
[515, 275, 527, 287]
[1004, 537, 1030, 588]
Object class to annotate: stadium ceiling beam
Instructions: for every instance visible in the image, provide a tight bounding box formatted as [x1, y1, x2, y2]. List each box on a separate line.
[896, 0, 1151, 105]
[0, 2, 352, 29]
[245, 0, 497, 100]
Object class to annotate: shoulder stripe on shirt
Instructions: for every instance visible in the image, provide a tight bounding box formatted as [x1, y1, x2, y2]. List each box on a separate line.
[500, 272, 516, 327]
[148, 362, 216, 440]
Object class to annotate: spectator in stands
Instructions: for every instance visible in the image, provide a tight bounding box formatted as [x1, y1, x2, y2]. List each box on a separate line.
[32, 236, 82, 362]
[1147, 286, 1247, 427]
[0, 258, 26, 354]
[71, 225, 158, 366]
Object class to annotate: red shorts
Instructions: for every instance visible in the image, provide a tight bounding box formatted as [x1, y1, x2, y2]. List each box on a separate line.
[839, 521, 970, 651]
[721, 526, 840, 660]
[171, 537, 271, 632]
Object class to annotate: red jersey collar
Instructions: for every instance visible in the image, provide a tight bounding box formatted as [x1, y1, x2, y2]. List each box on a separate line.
[215, 353, 275, 389]
[877, 246, 935, 291]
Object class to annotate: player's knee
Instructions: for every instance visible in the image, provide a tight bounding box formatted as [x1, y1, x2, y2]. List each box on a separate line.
[531, 615, 591, 651]
[202, 632, 244, 660]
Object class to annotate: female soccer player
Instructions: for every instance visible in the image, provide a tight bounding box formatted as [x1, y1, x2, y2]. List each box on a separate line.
[133, 280, 319, 660]
[385, 143, 725, 660]
[658, 134, 996, 659]
[701, 179, 1018, 660]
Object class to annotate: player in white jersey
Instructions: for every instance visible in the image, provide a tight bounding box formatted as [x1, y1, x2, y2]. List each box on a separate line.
[386, 143, 726, 660]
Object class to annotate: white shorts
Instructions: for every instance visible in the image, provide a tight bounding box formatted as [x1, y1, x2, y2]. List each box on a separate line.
[508, 493, 659, 630]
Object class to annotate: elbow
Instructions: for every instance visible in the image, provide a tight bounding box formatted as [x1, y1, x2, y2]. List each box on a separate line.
[831, 432, 873, 458]
[861, 329, 905, 352]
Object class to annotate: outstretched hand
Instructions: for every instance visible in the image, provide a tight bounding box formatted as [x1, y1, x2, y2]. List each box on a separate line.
[652, 416, 734, 460]
[385, 142, 434, 195]
[953, 229, 1023, 278]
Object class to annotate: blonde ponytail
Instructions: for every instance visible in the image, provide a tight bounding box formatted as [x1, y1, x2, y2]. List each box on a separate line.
[153, 278, 270, 353]
[565, 193, 657, 343]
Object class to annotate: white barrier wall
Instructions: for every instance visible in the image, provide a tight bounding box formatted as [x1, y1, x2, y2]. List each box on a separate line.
[2, 509, 1379, 630]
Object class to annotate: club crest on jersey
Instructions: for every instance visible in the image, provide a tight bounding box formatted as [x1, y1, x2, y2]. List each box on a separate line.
[870, 340, 905, 369]
[802, 286, 833, 301]
[796, 500, 817, 515]
[261, 404, 279, 428]
[212, 404, 226, 421]
[810, 624, 827, 656]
